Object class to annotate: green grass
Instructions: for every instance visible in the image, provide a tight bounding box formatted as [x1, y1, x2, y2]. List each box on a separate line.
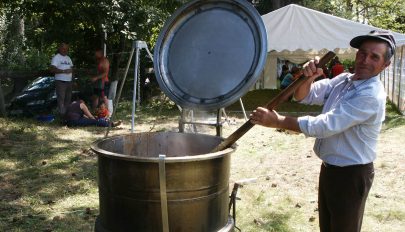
[0, 97, 404, 231]
[0, 118, 100, 231]
[0, 99, 180, 232]
[226, 89, 322, 115]
[383, 100, 405, 130]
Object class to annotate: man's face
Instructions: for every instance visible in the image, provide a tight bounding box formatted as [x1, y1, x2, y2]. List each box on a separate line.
[354, 40, 391, 79]
[59, 44, 69, 56]
[95, 50, 103, 59]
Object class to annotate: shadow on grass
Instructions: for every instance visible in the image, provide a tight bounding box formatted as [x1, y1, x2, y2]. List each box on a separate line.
[0, 104, 180, 231]
[0, 118, 99, 231]
[261, 212, 293, 232]
[246, 211, 293, 232]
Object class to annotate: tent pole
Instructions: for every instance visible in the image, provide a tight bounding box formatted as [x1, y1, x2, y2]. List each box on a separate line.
[131, 42, 141, 133]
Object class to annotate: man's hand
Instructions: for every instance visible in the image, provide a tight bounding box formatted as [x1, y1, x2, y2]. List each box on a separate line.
[91, 76, 99, 82]
[63, 68, 73, 74]
[250, 107, 302, 133]
[303, 56, 323, 79]
[294, 56, 324, 101]
[250, 107, 281, 128]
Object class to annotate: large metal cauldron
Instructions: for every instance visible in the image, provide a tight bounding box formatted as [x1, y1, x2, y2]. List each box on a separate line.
[91, 132, 235, 232]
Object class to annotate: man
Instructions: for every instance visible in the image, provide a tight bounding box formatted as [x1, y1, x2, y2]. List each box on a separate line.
[50, 42, 74, 116]
[91, 49, 110, 110]
[279, 60, 291, 82]
[250, 30, 395, 232]
[280, 66, 301, 89]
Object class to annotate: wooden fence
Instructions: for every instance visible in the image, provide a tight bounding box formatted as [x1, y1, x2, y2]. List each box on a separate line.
[380, 44, 405, 115]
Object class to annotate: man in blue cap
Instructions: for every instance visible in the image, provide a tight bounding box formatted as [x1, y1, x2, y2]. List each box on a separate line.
[251, 30, 396, 231]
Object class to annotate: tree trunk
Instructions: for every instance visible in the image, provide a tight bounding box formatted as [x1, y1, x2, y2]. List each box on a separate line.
[0, 81, 6, 117]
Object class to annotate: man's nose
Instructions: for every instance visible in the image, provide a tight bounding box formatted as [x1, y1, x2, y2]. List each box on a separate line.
[360, 55, 370, 64]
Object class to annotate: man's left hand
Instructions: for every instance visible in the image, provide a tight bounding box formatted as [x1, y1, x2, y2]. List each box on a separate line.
[91, 77, 98, 82]
[250, 107, 280, 128]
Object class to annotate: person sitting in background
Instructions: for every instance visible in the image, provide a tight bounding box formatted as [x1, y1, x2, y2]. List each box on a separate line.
[65, 97, 120, 127]
[331, 58, 345, 77]
[280, 66, 301, 89]
[322, 66, 330, 79]
[279, 65, 290, 82]
[96, 102, 110, 119]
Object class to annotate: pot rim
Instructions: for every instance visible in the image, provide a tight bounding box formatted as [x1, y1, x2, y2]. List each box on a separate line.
[90, 132, 235, 163]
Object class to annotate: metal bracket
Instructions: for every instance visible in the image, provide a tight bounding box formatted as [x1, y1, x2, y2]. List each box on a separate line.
[229, 183, 241, 232]
[133, 40, 154, 60]
[159, 154, 170, 232]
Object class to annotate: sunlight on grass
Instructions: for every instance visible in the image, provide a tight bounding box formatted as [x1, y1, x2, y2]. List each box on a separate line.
[1, 99, 404, 231]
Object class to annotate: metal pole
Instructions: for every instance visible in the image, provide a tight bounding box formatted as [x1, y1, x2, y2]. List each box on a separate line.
[392, 54, 396, 103]
[398, 46, 404, 113]
[131, 44, 141, 133]
[239, 98, 248, 121]
[103, 31, 107, 56]
[102, 24, 107, 56]
[159, 154, 170, 232]
[104, 45, 135, 137]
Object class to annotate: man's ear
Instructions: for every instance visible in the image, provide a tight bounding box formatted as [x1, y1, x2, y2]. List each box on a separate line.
[383, 60, 391, 69]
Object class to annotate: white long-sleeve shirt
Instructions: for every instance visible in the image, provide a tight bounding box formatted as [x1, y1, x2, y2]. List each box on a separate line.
[298, 73, 386, 166]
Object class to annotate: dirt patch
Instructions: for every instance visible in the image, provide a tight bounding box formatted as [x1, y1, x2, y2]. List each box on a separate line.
[220, 117, 405, 232]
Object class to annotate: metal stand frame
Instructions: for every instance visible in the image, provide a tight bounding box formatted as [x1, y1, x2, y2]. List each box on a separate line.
[229, 183, 241, 232]
[131, 41, 153, 133]
[178, 108, 228, 137]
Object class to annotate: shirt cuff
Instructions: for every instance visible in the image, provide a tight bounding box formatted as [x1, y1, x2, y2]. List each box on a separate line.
[298, 116, 311, 137]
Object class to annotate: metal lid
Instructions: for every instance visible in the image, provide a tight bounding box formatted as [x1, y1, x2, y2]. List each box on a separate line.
[154, 0, 267, 109]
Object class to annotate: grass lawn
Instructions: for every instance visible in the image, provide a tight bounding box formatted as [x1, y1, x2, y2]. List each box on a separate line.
[226, 89, 322, 115]
[0, 93, 404, 231]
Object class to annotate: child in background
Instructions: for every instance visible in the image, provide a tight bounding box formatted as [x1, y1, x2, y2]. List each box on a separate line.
[96, 102, 110, 120]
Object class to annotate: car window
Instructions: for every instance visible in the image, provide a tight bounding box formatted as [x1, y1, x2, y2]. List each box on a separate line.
[25, 77, 54, 91]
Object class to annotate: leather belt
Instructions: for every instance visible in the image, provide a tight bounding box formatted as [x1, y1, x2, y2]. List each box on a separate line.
[322, 162, 373, 168]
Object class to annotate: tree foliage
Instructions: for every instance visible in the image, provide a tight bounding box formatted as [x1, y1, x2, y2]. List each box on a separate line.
[256, 0, 405, 33]
[0, 0, 403, 72]
[301, 0, 405, 33]
[0, 0, 184, 71]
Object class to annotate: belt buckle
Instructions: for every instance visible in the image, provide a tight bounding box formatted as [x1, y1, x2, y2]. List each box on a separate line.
[323, 162, 334, 168]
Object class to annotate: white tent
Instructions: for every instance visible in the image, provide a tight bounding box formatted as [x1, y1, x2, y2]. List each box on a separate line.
[255, 4, 405, 89]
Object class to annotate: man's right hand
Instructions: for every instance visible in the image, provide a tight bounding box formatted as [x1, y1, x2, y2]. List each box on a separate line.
[303, 57, 323, 79]
[293, 56, 324, 101]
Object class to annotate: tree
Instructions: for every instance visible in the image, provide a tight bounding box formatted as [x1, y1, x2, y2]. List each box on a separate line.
[255, 0, 302, 14]
[0, 11, 26, 70]
[0, 0, 184, 71]
[301, 0, 405, 33]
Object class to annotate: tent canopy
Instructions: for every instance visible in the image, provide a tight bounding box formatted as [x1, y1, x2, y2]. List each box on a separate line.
[262, 4, 405, 53]
[254, 4, 405, 89]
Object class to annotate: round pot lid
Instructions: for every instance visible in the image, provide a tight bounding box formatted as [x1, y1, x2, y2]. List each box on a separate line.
[154, 0, 267, 110]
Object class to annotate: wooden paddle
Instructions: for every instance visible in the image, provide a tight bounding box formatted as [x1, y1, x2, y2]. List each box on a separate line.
[212, 51, 336, 152]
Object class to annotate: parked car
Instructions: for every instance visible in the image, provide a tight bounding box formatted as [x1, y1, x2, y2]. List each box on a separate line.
[7, 76, 82, 116]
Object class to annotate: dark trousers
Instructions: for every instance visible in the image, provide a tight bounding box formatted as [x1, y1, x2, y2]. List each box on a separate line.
[318, 163, 374, 232]
[55, 80, 72, 115]
[66, 118, 109, 127]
